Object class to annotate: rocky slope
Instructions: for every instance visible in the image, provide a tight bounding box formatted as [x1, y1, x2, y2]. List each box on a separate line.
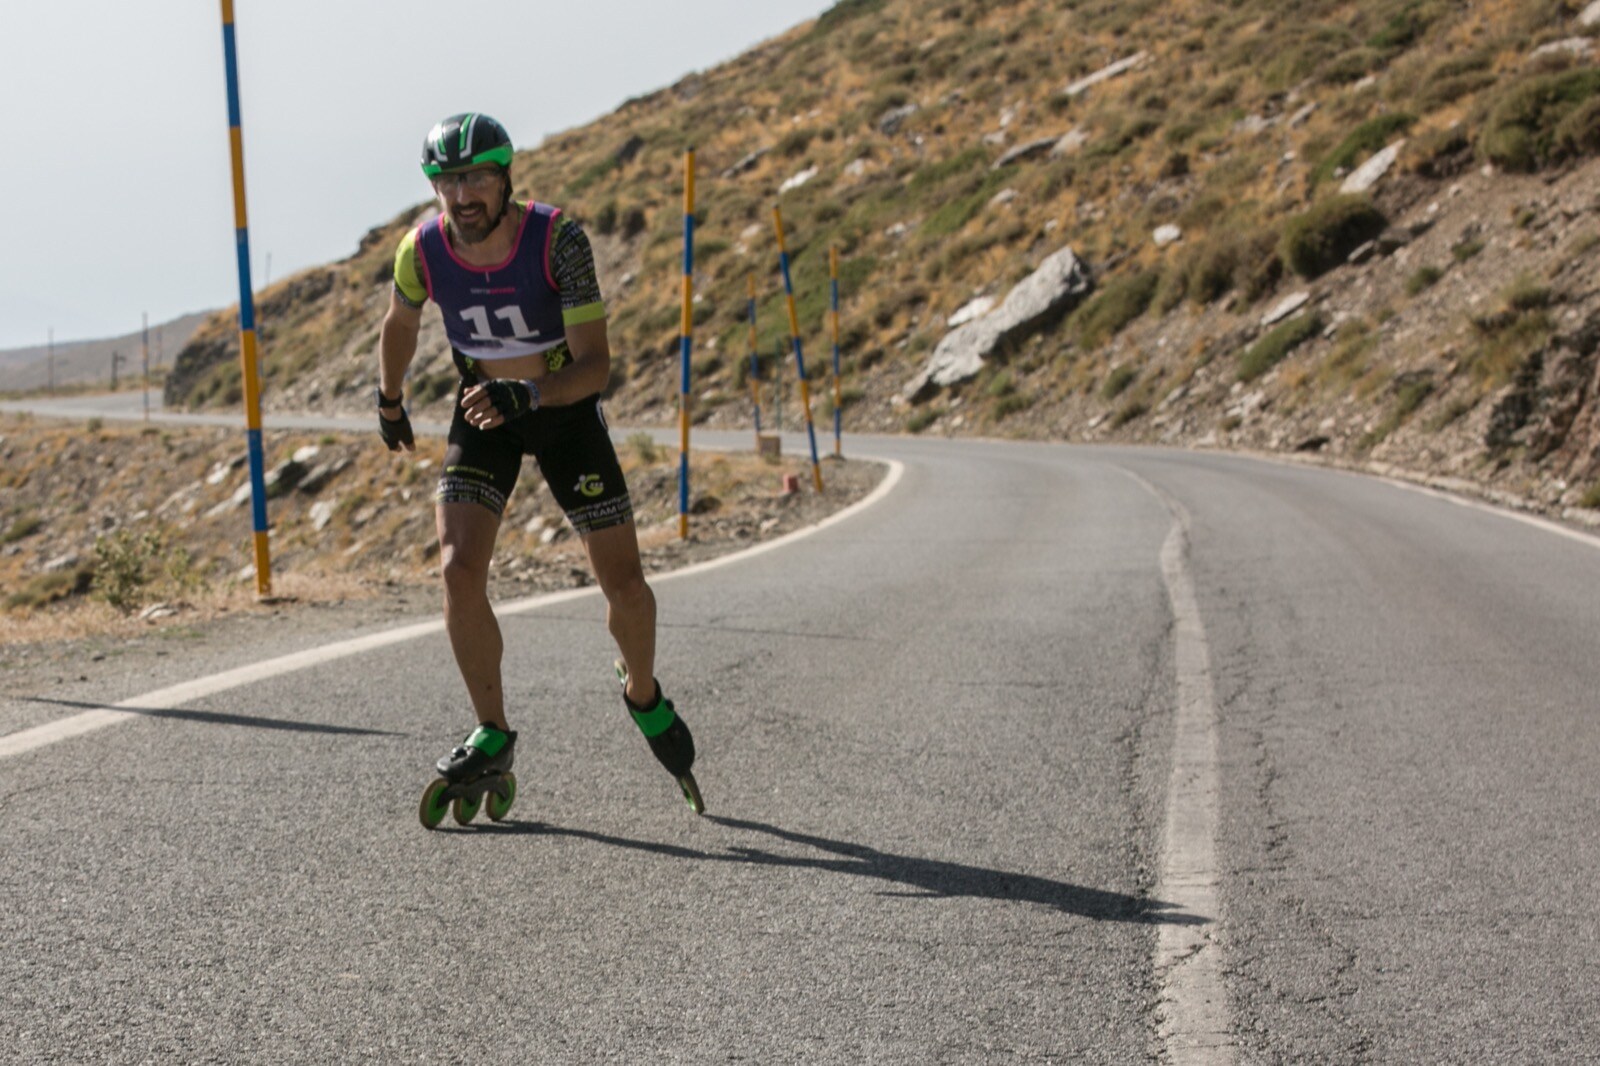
[164, 0, 1600, 519]
[0, 412, 882, 639]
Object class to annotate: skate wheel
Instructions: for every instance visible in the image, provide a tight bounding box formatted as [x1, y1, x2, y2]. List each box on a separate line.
[678, 773, 705, 816]
[452, 792, 482, 826]
[485, 773, 517, 822]
[419, 779, 450, 830]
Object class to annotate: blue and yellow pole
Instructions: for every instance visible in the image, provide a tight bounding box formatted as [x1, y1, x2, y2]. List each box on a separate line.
[220, 0, 271, 597]
[829, 245, 843, 459]
[677, 148, 695, 540]
[772, 206, 824, 492]
[747, 273, 762, 447]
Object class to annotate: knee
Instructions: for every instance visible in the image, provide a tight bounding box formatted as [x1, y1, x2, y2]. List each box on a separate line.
[603, 565, 652, 610]
[439, 543, 489, 601]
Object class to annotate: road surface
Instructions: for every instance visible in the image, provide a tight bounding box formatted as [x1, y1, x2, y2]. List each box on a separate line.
[3, 397, 1598, 1063]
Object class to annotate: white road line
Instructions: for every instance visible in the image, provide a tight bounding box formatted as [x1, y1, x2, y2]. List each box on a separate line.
[1124, 469, 1234, 1065]
[0, 459, 903, 760]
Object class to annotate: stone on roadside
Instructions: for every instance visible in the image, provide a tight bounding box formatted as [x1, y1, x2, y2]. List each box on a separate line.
[994, 137, 1058, 170]
[1063, 52, 1148, 98]
[1153, 224, 1183, 248]
[1261, 292, 1311, 327]
[1340, 140, 1405, 194]
[903, 246, 1093, 402]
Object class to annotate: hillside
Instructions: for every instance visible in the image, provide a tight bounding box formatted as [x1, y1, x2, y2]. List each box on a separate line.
[168, 0, 1600, 519]
[0, 311, 208, 393]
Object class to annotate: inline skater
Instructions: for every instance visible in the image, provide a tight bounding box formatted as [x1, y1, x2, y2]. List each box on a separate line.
[376, 112, 701, 823]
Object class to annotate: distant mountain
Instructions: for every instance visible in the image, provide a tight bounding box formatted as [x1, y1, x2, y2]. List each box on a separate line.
[165, 0, 1600, 516]
[0, 312, 211, 393]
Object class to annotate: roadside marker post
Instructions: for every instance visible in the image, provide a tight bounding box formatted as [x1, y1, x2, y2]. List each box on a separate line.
[747, 274, 762, 447]
[829, 245, 843, 459]
[677, 148, 696, 541]
[142, 313, 150, 423]
[771, 206, 824, 493]
[219, 0, 272, 597]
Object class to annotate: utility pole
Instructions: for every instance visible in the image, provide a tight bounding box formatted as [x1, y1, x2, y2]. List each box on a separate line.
[111, 349, 126, 390]
[142, 313, 151, 421]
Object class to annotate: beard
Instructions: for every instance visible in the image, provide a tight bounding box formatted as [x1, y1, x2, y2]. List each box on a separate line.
[450, 199, 504, 245]
[449, 176, 511, 245]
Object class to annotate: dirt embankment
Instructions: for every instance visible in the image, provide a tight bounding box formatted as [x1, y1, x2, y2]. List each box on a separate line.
[0, 412, 884, 674]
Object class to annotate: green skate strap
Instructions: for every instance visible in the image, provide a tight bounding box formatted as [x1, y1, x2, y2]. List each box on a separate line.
[467, 725, 509, 757]
[630, 701, 677, 739]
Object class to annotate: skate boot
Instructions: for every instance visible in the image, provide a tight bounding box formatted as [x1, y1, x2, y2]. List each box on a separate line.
[616, 661, 705, 815]
[418, 724, 518, 829]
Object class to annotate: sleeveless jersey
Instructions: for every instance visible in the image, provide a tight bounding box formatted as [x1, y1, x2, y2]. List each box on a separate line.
[413, 201, 566, 363]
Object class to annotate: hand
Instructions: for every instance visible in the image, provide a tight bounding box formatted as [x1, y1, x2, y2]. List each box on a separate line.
[378, 406, 415, 452]
[462, 378, 539, 430]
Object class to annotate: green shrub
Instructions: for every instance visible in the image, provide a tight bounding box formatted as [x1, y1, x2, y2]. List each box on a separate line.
[1311, 113, 1416, 184]
[4, 569, 93, 612]
[1102, 364, 1139, 399]
[1405, 265, 1443, 295]
[1451, 237, 1485, 262]
[2, 513, 43, 544]
[1279, 196, 1387, 278]
[1239, 312, 1325, 382]
[1111, 400, 1148, 428]
[815, 0, 887, 34]
[1480, 69, 1600, 172]
[626, 431, 661, 463]
[1075, 271, 1161, 350]
[1361, 375, 1436, 450]
[91, 528, 203, 613]
[1580, 483, 1600, 510]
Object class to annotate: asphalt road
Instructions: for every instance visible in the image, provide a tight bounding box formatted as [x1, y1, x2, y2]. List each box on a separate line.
[3, 400, 1599, 1063]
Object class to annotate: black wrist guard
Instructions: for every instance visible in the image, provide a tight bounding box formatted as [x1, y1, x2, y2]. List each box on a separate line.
[378, 408, 414, 452]
[376, 387, 404, 410]
[483, 378, 540, 420]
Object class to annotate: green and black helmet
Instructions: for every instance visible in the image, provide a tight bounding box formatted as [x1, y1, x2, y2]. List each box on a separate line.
[421, 113, 513, 176]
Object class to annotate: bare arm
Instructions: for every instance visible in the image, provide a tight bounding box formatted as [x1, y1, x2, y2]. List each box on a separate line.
[533, 318, 610, 407]
[377, 290, 423, 450]
[380, 289, 423, 400]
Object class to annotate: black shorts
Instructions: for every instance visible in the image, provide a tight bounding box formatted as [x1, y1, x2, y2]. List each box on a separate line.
[436, 388, 634, 535]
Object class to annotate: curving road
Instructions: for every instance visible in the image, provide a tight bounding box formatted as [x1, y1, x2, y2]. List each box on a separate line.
[3, 399, 1599, 1063]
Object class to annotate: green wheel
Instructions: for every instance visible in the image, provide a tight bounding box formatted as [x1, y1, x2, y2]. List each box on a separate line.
[452, 791, 482, 826]
[419, 779, 450, 830]
[485, 773, 517, 822]
[678, 773, 706, 816]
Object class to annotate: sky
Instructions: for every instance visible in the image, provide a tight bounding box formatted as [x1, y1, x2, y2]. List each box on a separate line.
[0, 0, 833, 352]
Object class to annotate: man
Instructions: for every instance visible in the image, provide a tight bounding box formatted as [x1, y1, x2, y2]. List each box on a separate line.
[377, 112, 701, 818]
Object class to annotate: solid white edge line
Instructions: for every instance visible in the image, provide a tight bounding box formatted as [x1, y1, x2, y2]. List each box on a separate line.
[0, 457, 905, 760]
[1123, 468, 1235, 1065]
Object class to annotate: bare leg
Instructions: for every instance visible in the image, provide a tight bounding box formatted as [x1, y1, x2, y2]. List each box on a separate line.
[583, 519, 657, 706]
[436, 501, 508, 730]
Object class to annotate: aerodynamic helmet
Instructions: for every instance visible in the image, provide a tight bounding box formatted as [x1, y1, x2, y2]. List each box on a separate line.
[421, 113, 513, 176]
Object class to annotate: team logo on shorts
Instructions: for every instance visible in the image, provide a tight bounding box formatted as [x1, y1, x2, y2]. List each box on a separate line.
[575, 473, 605, 498]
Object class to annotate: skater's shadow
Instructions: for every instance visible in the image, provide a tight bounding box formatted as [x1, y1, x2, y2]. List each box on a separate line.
[20, 696, 400, 737]
[484, 815, 1200, 925]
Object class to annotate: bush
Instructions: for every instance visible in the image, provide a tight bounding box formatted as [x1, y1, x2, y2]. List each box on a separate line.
[1480, 69, 1600, 172]
[1279, 196, 1388, 279]
[1239, 312, 1325, 382]
[1074, 271, 1161, 350]
[1405, 265, 1443, 295]
[2, 513, 43, 544]
[1102, 364, 1139, 399]
[1311, 113, 1416, 184]
[91, 528, 202, 613]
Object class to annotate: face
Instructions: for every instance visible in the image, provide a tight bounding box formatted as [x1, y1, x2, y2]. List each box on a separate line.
[431, 165, 506, 244]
